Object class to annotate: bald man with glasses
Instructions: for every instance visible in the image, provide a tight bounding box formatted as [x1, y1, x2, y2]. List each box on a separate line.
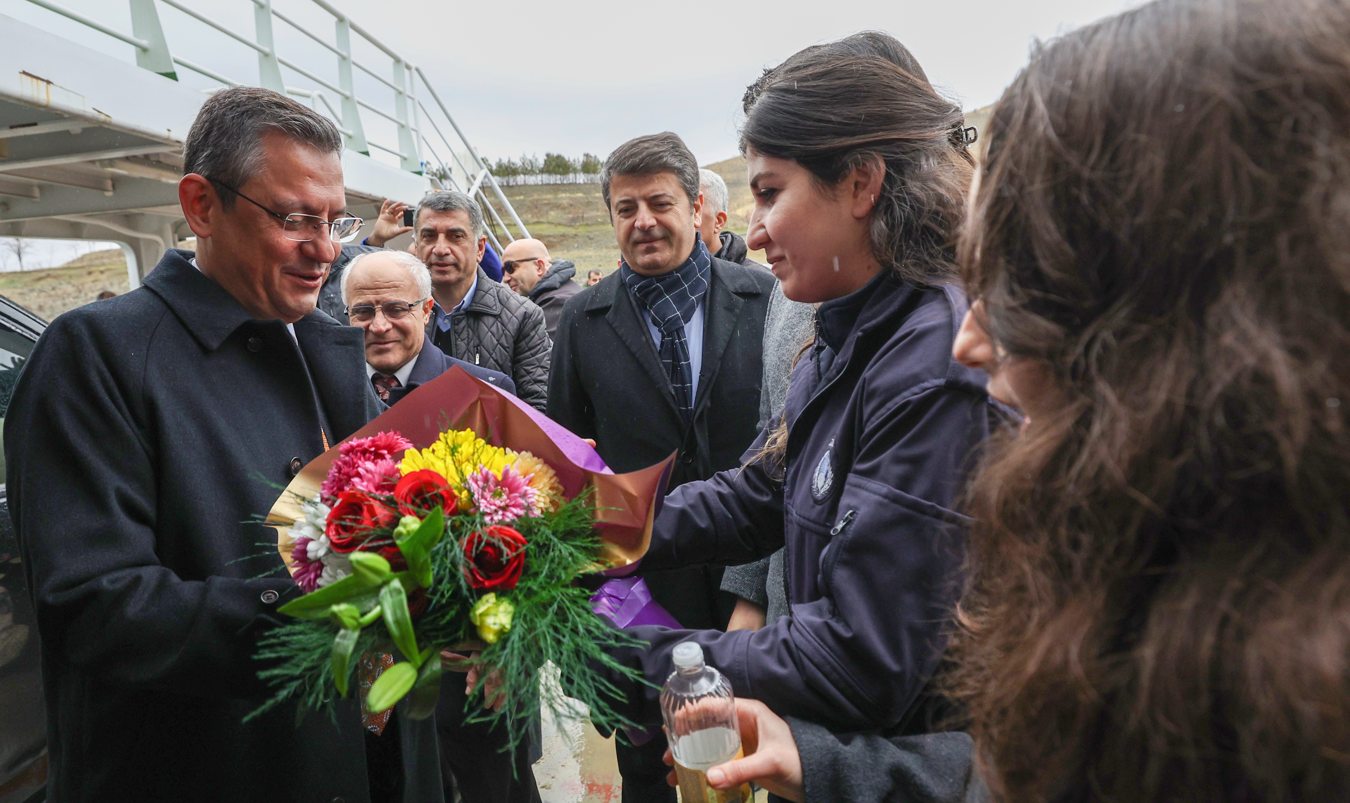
[343, 250, 514, 403]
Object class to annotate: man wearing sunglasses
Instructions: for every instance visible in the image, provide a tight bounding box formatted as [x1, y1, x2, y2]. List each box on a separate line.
[343, 250, 514, 403]
[4, 87, 442, 802]
[500, 239, 581, 342]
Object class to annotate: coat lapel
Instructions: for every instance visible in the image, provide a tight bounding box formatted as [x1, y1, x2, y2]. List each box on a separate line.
[693, 264, 747, 413]
[600, 279, 682, 417]
[294, 312, 375, 440]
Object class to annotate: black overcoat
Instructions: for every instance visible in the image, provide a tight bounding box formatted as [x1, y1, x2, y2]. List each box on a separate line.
[4, 250, 442, 802]
[546, 256, 775, 628]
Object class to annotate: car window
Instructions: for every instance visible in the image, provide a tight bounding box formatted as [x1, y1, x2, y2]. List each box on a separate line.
[0, 315, 44, 797]
[0, 326, 33, 481]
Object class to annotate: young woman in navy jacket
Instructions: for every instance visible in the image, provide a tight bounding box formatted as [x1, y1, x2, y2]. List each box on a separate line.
[596, 32, 1009, 802]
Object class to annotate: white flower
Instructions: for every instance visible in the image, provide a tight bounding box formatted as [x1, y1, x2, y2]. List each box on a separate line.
[288, 494, 331, 545]
[305, 533, 334, 562]
[318, 551, 352, 588]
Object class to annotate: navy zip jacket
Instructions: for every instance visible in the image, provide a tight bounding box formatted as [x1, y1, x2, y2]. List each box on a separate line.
[607, 272, 1005, 734]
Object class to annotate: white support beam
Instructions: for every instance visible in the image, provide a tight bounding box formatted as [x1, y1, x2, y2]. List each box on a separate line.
[5, 166, 114, 194]
[0, 179, 40, 200]
[96, 159, 180, 184]
[0, 144, 170, 173]
[0, 119, 87, 139]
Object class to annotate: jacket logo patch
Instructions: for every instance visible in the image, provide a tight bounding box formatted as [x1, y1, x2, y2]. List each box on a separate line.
[811, 448, 834, 502]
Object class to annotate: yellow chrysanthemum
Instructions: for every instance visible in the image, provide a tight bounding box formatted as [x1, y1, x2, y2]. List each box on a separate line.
[511, 451, 564, 513]
[400, 429, 511, 505]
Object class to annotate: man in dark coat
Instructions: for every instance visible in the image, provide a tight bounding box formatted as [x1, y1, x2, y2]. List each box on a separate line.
[500, 238, 582, 340]
[547, 132, 774, 803]
[341, 249, 515, 402]
[698, 167, 767, 269]
[3, 88, 441, 802]
[407, 191, 551, 413]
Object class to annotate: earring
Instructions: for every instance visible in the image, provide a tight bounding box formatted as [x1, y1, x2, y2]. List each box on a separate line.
[871, 194, 876, 204]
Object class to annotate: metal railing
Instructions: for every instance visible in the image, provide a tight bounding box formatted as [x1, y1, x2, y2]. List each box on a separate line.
[21, 0, 530, 250]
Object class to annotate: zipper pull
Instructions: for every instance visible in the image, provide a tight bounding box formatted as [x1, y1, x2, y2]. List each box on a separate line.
[475, 352, 481, 365]
[829, 509, 856, 537]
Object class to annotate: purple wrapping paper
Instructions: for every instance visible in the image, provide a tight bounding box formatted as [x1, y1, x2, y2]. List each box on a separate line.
[590, 577, 682, 630]
[590, 577, 682, 746]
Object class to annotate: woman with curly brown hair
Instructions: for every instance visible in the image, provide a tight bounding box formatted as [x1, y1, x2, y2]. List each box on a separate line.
[946, 0, 1350, 800]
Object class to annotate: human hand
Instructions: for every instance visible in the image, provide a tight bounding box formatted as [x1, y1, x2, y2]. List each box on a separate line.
[662, 698, 804, 802]
[440, 639, 487, 671]
[464, 651, 507, 712]
[726, 597, 767, 632]
[367, 199, 413, 247]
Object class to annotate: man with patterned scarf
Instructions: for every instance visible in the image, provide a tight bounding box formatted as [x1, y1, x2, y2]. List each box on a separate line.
[547, 132, 775, 802]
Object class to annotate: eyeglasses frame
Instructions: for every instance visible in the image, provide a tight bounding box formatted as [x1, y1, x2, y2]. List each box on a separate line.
[502, 256, 545, 275]
[345, 297, 431, 323]
[207, 177, 365, 243]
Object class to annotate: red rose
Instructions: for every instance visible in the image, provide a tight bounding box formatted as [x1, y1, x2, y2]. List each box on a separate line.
[326, 491, 398, 553]
[363, 495, 399, 531]
[462, 525, 527, 591]
[394, 470, 459, 518]
[326, 490, 370, 553]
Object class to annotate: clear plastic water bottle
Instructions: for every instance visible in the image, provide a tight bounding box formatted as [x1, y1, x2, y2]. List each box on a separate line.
[660, 641, 753, 803]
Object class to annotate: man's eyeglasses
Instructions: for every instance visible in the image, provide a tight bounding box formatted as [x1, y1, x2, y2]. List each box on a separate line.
[209, 178, 364, 243]
[502, 257, 543, 275]
[345, 298, 428, 323]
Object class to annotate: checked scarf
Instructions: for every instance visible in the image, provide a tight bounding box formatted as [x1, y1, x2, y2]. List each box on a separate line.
[621, 238, 712, 421]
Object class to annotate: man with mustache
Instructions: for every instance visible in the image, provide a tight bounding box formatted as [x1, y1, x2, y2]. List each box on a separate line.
[546, 132, 775, 802]
[411, 191, 551, 412]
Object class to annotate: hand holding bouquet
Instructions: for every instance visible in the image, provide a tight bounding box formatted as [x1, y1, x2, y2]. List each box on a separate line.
[251, 368, 670, 750]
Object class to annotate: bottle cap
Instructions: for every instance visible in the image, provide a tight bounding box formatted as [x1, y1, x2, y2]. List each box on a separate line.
[672, 641, 703, 669]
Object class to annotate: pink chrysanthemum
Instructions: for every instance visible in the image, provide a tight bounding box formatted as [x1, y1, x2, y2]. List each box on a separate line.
[291, 537, 323, 592]
[466, 464, 539, 524]
[321, 432, 413, 497]
[351, 457, 400, 495]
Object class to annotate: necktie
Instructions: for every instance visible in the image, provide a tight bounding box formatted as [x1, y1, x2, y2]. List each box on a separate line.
[372, 373, 401, 402]
[620, 239, 712, 421]
[359, 652, 395, 734]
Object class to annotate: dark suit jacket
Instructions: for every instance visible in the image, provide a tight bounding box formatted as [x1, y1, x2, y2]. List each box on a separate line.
[4, 250, 442, 803]
[547, 256, 775, 628]
[387, 341, 515, 404]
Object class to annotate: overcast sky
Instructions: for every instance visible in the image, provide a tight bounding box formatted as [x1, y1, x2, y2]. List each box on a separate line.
[352, 0, 1145, 166]
[7, 0, 1143, 167]
[2, 0, 1143, 267]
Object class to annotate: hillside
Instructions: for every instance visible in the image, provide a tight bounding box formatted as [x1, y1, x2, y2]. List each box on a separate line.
[0, 249, 128, 322]
[2, 110, 993, 325]
[496, 155, 764, 278]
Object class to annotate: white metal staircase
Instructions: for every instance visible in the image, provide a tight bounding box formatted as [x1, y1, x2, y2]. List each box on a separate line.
[0, 0, 529, 290]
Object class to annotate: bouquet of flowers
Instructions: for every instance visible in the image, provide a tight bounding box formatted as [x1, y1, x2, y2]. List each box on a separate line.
[251, 367, 672, 750]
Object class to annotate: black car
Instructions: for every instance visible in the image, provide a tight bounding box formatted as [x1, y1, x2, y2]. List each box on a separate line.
[0, 296, 47, 803]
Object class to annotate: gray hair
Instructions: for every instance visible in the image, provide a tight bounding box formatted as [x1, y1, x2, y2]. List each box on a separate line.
[600, 132, 700, 211]
[698, 168, 728, 215]
[184, 86, 342, 211]
[341, 250, 433, 304]
[415, 190, 484, 239]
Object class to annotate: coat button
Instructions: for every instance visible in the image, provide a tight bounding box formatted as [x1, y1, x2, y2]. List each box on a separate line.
[331, 798, 345, 803]
[289, 457, 303, 476]
[261, 589, 279, 604]
[246, 336, 263, 353]
[681, 453, 695, 466]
